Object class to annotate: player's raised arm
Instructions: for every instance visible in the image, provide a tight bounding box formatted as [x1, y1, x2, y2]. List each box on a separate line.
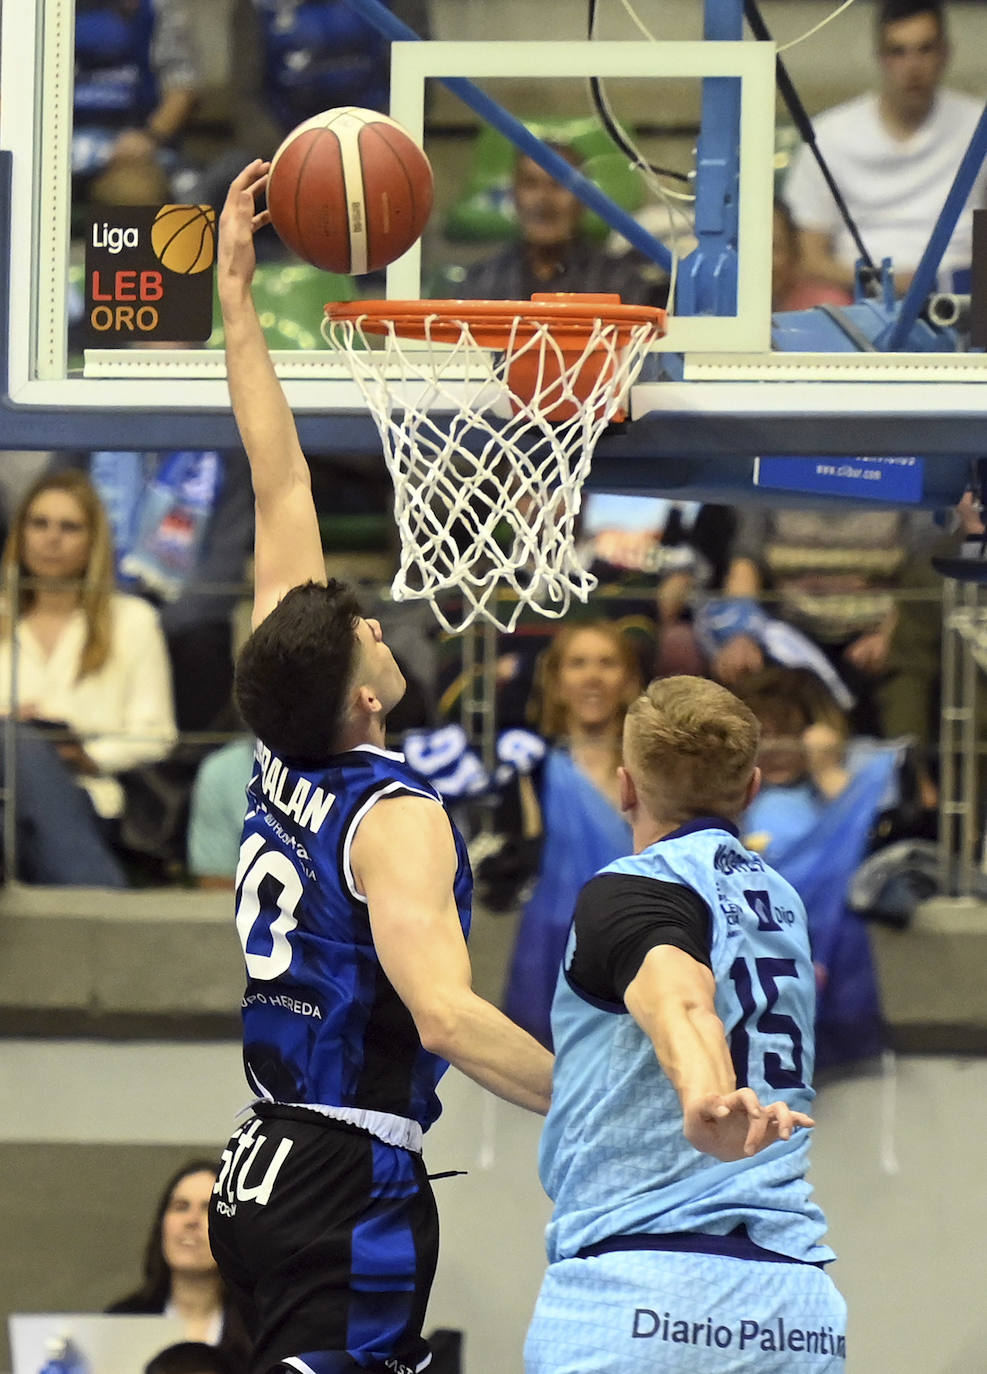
[624, 944, 813, 1161]
[217, 160, 327, 627]
[351, 794, 554, 1115]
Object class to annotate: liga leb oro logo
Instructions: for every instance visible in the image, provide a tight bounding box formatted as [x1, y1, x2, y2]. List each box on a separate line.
[84, 204, 216, 342]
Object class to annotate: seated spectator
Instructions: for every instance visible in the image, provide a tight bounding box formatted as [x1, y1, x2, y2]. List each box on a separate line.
[0, 470, 177, 885]
[250, 0, 431, 132]
[487, 622, 643, 1048]
[734, 667, 855, 862]
[187, 732, 254, 886]
[577, 494, 737, 677]
[73, 0, 201, 210]
[88, 448, 254, 736]
[145, 1343, 235, 1374]
[783, 0, 987, 295]
[734, 667, 898, 1068]
[197, 2, 432, 223]
[772, 199, 853, 312]
[107, 1159, 251, 1366]
[456, 144, 668, 307]
[704, 503, 942, 763]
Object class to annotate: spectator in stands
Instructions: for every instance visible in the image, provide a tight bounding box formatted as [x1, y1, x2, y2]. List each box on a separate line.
[705, 504, 942, 764]
[87, 448, 254, 738]
[108, 1159, 251, 1366]
[0, 470, 177, 885]
[73, 449, 254, 876]
[784, 0, 987, 295]
[772, 199, 853, 312]
[74, 0, 201, 208]
[490, 622, 643, 1048]
[457, 144, 668, 306]
[248, 0, 431, 134]
[734, 666, 895, 1067]
[577, 495, 736, 678]
[196, 1, 432, 220]
[145, 1343, 235, 1374]
[735, 667, 854, 862]
[187, 732, 254, 886]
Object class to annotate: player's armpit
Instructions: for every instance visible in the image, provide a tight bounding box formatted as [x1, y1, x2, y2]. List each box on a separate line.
[353, 795, 553, 1114]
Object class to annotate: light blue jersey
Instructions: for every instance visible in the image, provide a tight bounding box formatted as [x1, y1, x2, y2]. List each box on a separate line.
[540, 819, 834, 1266]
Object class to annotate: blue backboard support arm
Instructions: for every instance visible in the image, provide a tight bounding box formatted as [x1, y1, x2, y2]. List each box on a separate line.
[340, 0, 672, 271]
[676, 0, 743, 317]
[879, 102, 987, 351]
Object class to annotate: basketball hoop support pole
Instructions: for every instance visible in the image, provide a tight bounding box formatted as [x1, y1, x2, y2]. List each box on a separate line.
[338, 0, 672, 273]
[676, 0, 742, 318]
[879, 102, 987, 352]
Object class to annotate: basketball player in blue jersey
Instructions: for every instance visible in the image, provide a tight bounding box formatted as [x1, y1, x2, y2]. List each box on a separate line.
[524, 675, 847, 1373]
[206, 161, 554, 1374]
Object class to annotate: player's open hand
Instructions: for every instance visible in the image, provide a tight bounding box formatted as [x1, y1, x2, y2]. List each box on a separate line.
[218, 160, 272, 296]
[683, 1089, 814, 1162]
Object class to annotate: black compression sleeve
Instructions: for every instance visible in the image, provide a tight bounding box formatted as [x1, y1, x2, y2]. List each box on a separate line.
[568, 872, 712, 1002]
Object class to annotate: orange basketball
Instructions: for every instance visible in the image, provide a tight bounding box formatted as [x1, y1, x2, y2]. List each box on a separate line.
[266, 107, 434, 275]
[151, 204, 216, 273]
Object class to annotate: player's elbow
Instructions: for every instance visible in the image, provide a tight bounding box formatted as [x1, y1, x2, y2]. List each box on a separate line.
[412, 998, 467, 1059]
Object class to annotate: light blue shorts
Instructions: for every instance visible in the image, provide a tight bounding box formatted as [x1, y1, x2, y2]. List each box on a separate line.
[525, 1248, 847, 1373]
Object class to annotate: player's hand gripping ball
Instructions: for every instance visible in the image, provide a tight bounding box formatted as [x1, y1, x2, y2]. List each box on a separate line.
[266, 106, 434, 275]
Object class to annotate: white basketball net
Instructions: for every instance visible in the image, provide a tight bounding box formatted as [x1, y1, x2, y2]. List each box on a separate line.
[322, 307, 660, 632]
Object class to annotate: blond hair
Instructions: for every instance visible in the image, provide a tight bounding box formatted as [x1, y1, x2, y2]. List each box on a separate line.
[624, 675, 761, 823]
[0, 469, 116, 679]
[531, 620, 643, 741]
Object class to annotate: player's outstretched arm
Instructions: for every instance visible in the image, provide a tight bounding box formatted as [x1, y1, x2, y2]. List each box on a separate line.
[624, 945, 813, 1162]
[218, 160, 326, 628]
[351, 794, 553, 1115]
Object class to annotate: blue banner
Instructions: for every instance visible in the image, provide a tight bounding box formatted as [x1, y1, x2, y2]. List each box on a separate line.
[754, 456, 924, 504]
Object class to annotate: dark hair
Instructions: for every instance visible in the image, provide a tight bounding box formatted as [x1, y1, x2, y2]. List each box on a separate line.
[733, 666, 847, 738]
[145, 1343, 235, 1374]
[876, 0, 946, 42]
[234, 579, 363, 762]
[514, 139, 585, 174]
[121, 1158, 220, 1309]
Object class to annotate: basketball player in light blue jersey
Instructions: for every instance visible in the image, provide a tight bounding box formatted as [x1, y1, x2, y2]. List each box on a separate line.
[525, 675, 847, 1373]
[207, 162, 553, 1374]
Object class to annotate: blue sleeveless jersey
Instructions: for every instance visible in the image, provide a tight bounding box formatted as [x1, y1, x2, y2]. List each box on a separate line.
[540, 822, 834, 1265]
[235, 740, 472, 1131]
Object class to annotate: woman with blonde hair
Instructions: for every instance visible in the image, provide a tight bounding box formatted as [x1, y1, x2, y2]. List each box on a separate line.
[499, 620, 643, 1047]
[0, 468, 177, 883]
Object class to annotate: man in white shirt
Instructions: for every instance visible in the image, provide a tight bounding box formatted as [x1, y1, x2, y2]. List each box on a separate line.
[784, 0, 987, 294]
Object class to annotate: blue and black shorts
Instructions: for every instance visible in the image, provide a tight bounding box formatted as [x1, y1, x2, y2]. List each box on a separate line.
[208, 1106, 438, 1374]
